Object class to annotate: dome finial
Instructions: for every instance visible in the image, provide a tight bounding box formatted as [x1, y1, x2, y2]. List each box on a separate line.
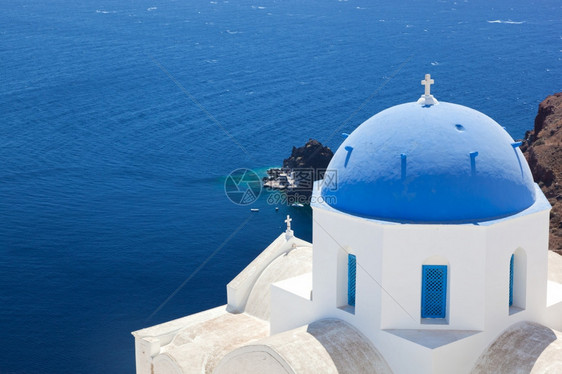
[417, 74, 439, 106]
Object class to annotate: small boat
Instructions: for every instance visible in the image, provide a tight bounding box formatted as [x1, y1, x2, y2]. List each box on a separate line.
[291, 203, 304, 207]
[250, 208, 260, 212]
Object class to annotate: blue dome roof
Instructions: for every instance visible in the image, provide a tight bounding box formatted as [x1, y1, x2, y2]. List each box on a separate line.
[321, 102, 536, 223]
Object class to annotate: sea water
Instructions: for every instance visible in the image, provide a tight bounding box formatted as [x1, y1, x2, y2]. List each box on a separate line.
[0, 0, 560, 372]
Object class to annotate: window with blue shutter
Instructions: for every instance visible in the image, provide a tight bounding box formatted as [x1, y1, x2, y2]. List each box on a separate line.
[421, 265, 447, 318]
[348, 254, 356, 306]
[509, 254, 514, 307]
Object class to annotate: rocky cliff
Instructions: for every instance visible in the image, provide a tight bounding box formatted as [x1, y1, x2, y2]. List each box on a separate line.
[283, 139, 333, 174]
[521, 93, 562, 255]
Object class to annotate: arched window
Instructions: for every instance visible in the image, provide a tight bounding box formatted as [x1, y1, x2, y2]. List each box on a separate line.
[509, 254, 514, 307]
[337, 250, 357, 312]
[509, 248, 526, 314]
[421, 265, 447, 319]
[348, 254, 356, 307]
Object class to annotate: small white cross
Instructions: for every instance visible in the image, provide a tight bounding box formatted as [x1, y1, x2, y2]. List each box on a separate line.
[285, 215, 292, 231]
[421, 74, 434, 96]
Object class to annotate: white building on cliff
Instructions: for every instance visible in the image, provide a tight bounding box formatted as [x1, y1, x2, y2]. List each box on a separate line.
[132, 76, 562, 374]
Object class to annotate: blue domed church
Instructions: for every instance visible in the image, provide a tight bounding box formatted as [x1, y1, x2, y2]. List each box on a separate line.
[133, 76, 562, 374]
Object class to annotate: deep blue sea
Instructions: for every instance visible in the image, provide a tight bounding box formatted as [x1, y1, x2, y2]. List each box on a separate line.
[0, 0, 560, 372]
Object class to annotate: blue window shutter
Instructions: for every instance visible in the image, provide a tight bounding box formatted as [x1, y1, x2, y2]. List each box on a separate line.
[348, 254, 356, 306]
[509, 254, 514, 307]
[421, 265, 447, 318]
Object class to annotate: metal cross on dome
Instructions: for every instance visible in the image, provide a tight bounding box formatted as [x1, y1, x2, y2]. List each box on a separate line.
[285, 215, 292, 231]
[421, 74, 434, 96]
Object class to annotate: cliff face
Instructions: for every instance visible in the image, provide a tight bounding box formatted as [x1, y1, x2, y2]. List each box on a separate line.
[521, 93, 562, 255]
[283, 139, 333, 174]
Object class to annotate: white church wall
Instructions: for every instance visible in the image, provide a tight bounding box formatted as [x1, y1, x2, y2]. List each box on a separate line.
[380, 224, 487, 331]
[376, 330, 435, 374]
[483, 210, 550, 332]
[374, 328, 491, 374]
[269, 273, 315, 334]
[545, 282, 562, 331]
[546, 250, 562, 332]
[311, 207, 385, 327]
[431, 333, 487, 374]
[311, 207, 338, 312]
[308, 194, 554, 374]
[353, 255, 385, 329]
